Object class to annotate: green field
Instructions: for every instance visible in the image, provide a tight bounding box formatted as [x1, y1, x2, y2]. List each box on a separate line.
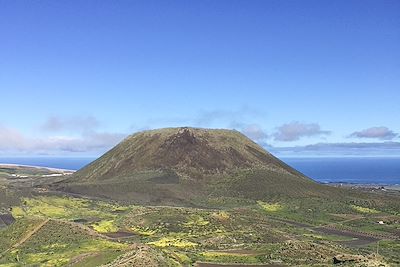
[1, 192, 399, 266]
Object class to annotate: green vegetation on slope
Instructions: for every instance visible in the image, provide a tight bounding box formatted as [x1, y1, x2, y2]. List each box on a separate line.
[61, 127, 329, 205]
[1, 193, 398, 266]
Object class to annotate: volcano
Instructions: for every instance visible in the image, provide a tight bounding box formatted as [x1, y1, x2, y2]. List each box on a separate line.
[61, 127, 335, 205]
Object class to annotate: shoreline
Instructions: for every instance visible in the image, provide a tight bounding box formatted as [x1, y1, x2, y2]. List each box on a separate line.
[0, 163, 76, 173]
[323, 181, 400, 186]
[325, 182, 400, 191]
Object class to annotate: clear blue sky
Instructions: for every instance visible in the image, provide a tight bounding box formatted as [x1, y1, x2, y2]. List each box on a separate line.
[0, 0, 399, 157]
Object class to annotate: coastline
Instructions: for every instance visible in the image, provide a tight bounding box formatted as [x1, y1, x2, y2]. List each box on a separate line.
[326, 182, 400, 191]
[0, 163, 75, 173]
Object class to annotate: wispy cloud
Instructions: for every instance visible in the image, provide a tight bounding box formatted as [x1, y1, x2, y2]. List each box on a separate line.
[229, 122, 269, 143]
[139, 107, 268, 138]
[269, 141, 400, 156]
[0, 122, 126, 155]
[41, 116, 100, 133]
[193, 106, 264, 127]
[273, 121, 331, 142]
[34, 132, 127, 153]
[349, 126, 398, 140]
[0, 125, 29, 150]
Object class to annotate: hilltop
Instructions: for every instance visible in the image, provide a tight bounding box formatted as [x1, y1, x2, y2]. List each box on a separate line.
[73, 127, 304, 179]
[59, 127, 338, 205]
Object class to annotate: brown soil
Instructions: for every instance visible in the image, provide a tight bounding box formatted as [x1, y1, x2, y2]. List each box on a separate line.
[206, 249, 265, 256]
[0, 214, 15, 226]
[314, 227, 379, 247]
[104, 231, 136, 239]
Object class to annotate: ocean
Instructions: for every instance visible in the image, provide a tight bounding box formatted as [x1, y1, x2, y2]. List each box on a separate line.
[282, 157, 400, 185]
[0, 157, 399, 185]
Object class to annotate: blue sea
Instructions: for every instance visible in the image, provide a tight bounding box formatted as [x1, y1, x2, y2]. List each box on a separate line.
[0, 157, 399, 185]
[282, 157, 400, 185]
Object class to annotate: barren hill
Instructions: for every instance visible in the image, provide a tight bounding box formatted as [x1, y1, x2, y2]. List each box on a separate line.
[60, 127, 336, 205]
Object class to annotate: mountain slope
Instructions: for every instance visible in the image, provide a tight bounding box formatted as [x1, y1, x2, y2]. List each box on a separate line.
[60, 127, 336, 205]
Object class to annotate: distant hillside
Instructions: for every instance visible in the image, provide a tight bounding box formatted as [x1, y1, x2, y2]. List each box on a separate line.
[59, 127, 339, 205]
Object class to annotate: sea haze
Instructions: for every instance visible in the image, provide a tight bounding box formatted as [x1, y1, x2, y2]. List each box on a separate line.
[0, 157, 399, 185]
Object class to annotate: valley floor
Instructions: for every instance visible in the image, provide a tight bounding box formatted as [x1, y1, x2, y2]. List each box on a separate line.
[0, 165, 399, 266]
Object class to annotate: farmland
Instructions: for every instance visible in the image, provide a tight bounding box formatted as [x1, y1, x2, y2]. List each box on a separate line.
[1, 191, 399, 266]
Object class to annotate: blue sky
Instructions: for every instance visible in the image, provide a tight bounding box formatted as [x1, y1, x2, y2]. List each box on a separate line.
[0, 0, 399, 157]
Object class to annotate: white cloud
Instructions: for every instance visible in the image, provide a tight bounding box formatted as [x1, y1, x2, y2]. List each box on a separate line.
[269, 141, 400, 156]
[41, 116, 100, 132]
[0, 125, 29, 150]
[273, 121, 331, 142]
[349, 127, 398, 140]
[0, 124, 126, 155]
[239, 124, 268, 142]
